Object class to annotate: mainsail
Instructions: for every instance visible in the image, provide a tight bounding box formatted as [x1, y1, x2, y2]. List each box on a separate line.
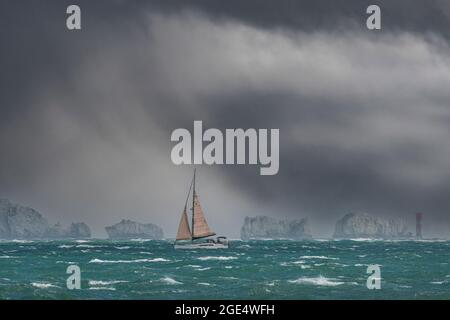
[175, 169, 216, 242]
[176, 207, 192, 240]
[192, 192, 216, 239]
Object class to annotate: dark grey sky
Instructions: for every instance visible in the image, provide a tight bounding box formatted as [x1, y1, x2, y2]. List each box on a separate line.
[1, 0, 450, 238]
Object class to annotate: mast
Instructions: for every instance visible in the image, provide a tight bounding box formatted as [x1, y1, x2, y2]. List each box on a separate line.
[191, 168, 196, 242]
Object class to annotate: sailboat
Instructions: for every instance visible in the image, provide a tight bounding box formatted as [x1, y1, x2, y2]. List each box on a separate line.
[174, 169, 229, 249]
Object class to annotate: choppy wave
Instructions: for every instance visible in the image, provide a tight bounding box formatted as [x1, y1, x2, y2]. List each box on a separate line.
[89, 257, 169, 264]
[76, 244, 104, 248]
[130, 239, 154, 242]
[300, 255, 339, 260]
[196, 267, 211, 271]
[88, 280, 128, 286]
[288, 276, 344, 286]
[160, 276, 182, 285]
[31, 282, 59, 289]
[11, 240, 34, 243]
[197, 256, 237, 261]
[0, 238, 448, 299]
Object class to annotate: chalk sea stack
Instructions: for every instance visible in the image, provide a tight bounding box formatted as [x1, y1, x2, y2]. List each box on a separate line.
[0, 198, 91, 239]
[105, 219, 164, 239]
[333, 212, 411, 239]
[240, 216, 312, 240]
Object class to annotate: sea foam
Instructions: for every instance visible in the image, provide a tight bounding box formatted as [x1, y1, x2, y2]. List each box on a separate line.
[89, 257, 169, 264]
[288, 276, 344, 286]
[160, 276, 182, 285]
[31, 282, 59, 289]
[197, 256, 237, 261]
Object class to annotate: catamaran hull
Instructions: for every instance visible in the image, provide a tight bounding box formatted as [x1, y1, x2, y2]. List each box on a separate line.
[174, 243, 228, 249]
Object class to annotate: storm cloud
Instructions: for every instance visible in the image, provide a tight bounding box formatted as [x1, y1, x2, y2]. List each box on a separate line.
[1, 0, 450, 237]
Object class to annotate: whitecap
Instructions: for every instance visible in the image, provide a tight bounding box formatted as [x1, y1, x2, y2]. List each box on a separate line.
[300, 256, 339, 260]
[288, 276, 344, 286]
[220, 276, 239, 280]
[114, 246, 131, 250]
[198, 282, 211, 286]
[89, 287, 116, 291]
[12, 240, 33, 243]
[58, 245, 74, 249]
[89, 280, 128, 286]
[196, 267, 211, 271]
[32, 282, 59, 289]
[197, 256, 237, 261]
[76, 244, 103, 248]
[415, 239, 448, 243]
[160, 276, 182, 285]
[89, 257, 169, 264]
[0, 255, 13, 259]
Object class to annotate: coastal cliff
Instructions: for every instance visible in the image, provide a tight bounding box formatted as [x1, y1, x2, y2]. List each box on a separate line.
[240, 216, 312, 240]
[105, 219, 164, 239]
[0, 199, 91, 239]
[333, 212, 411, 239]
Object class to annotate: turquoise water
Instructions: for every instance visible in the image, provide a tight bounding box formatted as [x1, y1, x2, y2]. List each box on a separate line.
[0, 239, 449, 299]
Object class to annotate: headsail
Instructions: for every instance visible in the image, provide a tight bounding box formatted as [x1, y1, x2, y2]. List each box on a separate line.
[192, 191, 216, 239]
[176, 207, 192, 240]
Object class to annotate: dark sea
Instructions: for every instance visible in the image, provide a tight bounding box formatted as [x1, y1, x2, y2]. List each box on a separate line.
[0, 239, 449, 299]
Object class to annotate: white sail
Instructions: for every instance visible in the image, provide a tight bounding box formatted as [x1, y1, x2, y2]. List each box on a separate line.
[192, 192, 216, 239]
[176, 207, 192, 240]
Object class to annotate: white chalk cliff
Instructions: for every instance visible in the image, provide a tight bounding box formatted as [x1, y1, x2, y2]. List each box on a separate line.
[333, 212, 411, 239]
[0, 199, 91, 239]
[240, 216, 312, 240]
[105, 219, 164, 239]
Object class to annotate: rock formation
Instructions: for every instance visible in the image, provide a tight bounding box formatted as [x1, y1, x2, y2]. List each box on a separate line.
[333, 212, 410, 239]
[0, 198, 91, 239]
[105, 219, 164, 239]
[240, 216, 312, 240]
